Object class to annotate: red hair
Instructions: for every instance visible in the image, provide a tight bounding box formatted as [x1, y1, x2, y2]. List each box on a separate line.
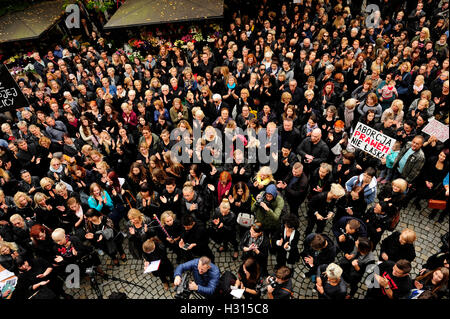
[30, 224, 52, 241]
[323, 81, 335, 96]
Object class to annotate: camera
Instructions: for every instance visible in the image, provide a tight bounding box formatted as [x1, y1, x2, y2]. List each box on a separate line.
[254, 192, 267, 206]
[257, 276, 278, 295]
[174, 273, 191, 299]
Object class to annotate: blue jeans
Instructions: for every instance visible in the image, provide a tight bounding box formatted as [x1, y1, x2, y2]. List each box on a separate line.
[379, 167, 394, 181]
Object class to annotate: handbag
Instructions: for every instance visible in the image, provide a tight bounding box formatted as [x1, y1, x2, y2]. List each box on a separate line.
[237, 212, 254, 227]
[428, 186, 447, 210]
[428, 199, 447, 210]
[331, 142, 342, 156]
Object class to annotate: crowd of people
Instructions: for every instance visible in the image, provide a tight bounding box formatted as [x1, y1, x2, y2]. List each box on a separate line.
[0, 0, 449, 300]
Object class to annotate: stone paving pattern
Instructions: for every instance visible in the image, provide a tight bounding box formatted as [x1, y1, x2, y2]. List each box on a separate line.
[64, 199, 448, 299]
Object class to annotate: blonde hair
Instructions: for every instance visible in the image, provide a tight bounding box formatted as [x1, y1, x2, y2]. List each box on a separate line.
[33, 192, 49, 206]
[281, 91, 292, 104]
[219, 199, 231, 210]
[399, 62, 411, 73]
[160, 211, 176, 224]
[320, 162, 332, 173]
[392, 178, 408, 193]
[325, 263, 343, 279]
[257, 166, 274, 180]
[304, 89, 315, 98]
[330, 183, 346, 198]
[0, 241, 18, 254]
[400, 228, 417, 244]
[10, 214, 24, 225]
[391, 99, 404, 111]
[40, 177, 55, 189]
[345, 98, 358, 109]
[54, 182, 68, 193]
[13, 192, 31, 208]
[51, 228, 66, 242]
[128, 208, 144, 222]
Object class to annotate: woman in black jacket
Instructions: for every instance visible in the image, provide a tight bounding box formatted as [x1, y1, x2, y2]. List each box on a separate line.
[29, 224, 56, 263]
[274, 214, 300, 269]
[335, 185, 367, 224]
[315, 263, 348, 300]
[240, 222, 270, 276]
[363, 202, 393, 248]
[235, 256, 262, 300]
[158, 211, 183, 263]
[380, 228, 417, 263]
[209, 200, 239, 259]
[84, 209, 126, 266]
[142, 238, 174, 290]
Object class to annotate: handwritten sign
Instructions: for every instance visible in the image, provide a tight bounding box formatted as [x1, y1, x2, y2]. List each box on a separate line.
[349, 122, 397, 159]
[0, 64, 29, 113]
[422, 118, 449, 143]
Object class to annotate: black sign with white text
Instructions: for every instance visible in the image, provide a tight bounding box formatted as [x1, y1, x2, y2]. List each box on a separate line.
[0, 64, 29, 113]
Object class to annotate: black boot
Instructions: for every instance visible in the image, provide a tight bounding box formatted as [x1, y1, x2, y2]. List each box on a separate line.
[437, 211, 446, 223]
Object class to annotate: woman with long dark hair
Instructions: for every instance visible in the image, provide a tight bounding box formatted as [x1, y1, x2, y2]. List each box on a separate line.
[414, 267, 449, 299]
[235, 256, 262, 300]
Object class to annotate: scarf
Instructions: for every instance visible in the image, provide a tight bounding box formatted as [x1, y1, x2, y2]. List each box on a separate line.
[227, 83, 236, 90]
[413, 84, 423, 92]
[283, 228, 296, 260]
[217, 181, 232, 204]
[50, 164, 64, 174]
[344, 107, 354, 129]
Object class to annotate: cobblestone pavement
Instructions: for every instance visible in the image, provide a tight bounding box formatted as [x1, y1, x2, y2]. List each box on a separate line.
[64, 199, 448, 299]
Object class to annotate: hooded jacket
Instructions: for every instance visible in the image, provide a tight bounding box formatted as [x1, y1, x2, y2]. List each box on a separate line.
[251, 187, 285, 231]
[345, 173, 377, 204]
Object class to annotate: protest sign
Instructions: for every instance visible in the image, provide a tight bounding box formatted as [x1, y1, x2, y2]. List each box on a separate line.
[0, 64, 29, 113]
[421, 118, 449, 143]
[349, 122, 397, 159]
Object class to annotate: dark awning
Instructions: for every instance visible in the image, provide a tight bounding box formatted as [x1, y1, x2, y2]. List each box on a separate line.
[0, 0, 64, 43]
[104, 0, 223, 30]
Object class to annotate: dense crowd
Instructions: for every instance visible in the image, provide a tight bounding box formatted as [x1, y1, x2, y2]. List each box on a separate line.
[0, 0, 449, 300]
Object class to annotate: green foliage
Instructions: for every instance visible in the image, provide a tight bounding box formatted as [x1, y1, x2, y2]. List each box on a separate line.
[85, 0, 115, 13]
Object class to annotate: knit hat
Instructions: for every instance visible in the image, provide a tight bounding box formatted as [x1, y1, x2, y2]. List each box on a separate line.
[265, 184, 278, 199]
[325, 263, 343, 279]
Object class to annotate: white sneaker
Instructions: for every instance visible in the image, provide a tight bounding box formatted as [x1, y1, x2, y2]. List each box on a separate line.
[98, 249, 104, 256]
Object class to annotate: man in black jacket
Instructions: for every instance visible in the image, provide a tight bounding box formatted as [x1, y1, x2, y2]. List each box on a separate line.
[364, 202, 393, 248]
[276, 162, 308, 216]
[179, 215, 215, 263]
[224, 148, 254, 184]
[180, 184, 208, 223]
[332, 216, 368, 257]
[266, 266, 293, 299]
[300, 233, 337, 279]
[17, 169, 41, 197]
[16, 139, 40, 175]
[296, 128, 329, 174]
[159, 177, 182, 216]
[12, 256, 63, 300]
[279, 118, 302, 151]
